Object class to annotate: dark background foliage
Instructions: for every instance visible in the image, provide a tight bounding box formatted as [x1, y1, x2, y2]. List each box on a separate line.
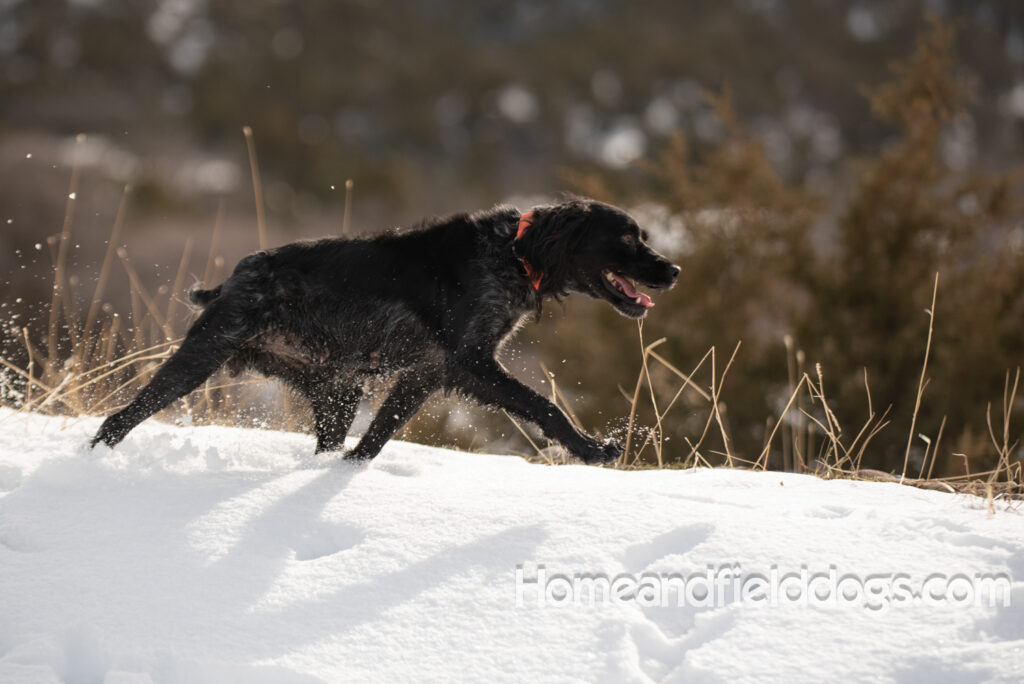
[2, 1, 1024, 475]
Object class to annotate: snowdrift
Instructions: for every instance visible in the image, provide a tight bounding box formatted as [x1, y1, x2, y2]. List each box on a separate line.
[0, 408, 1021, 683]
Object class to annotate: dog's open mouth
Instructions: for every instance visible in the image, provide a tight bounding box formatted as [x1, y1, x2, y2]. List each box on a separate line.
[602, 269, 654, 309]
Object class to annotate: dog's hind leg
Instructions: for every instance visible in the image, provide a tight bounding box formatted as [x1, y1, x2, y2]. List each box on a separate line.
[303, 381, 363, 453]
[90, 299, 250, 448]
[345, 372, 439, 461]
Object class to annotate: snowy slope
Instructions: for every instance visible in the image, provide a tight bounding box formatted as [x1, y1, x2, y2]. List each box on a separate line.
[0, 408, 1021, 684]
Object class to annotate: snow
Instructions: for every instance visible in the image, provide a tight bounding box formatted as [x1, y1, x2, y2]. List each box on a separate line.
[0, 407, 1021, 683]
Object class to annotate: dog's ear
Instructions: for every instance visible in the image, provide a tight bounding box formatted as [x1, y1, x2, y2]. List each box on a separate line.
[516, 200, 593, 297]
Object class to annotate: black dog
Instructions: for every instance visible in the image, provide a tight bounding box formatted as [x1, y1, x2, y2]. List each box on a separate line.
[91, 198, 680, 463]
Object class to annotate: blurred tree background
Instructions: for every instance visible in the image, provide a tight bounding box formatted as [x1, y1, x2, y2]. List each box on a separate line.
[2, 0, 1024, 475]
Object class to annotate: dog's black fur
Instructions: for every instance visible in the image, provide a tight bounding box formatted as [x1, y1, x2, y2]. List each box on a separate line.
[91, 198, 680, 463]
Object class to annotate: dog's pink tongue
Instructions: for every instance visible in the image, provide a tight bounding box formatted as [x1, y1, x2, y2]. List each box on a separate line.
[611, 273, 655, 308]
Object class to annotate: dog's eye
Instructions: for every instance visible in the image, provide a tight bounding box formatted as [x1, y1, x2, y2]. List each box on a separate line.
[621, 234, 635, 245]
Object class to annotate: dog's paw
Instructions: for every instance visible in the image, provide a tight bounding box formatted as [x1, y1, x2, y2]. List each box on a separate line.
[90, 415, 128, 449]
[343, 448, 376, 462]
[578, 438, 623, 466]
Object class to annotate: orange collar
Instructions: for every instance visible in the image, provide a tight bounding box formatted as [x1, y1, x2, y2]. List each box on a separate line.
[515, 210, 542, 291]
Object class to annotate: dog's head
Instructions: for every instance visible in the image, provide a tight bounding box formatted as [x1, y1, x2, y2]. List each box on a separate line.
[513, 199, 680, 319]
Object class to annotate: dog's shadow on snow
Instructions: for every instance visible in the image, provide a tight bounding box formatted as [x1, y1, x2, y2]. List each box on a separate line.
[186, 463, 364, 612]
[259, 522, 546, 644]
[6, 448, 546, 674]
[204, 463, 364, 564]
[180, 460, 546, 660]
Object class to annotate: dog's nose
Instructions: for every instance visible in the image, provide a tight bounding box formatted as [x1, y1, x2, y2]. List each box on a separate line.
[670, 265, 681, 280]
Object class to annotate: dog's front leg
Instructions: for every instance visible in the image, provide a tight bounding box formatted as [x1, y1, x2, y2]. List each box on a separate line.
[345, 371, 440, 461]
[306, 383, 363, 454]
[448, 355, 621, 465]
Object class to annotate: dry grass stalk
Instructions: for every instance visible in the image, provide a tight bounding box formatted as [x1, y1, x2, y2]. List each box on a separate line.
[925, 416, 947, 480]
[46, 134, 84, 375]
[901, 272, 939, 483]
[634, 322, 667, 466]
[164, 236, 194, 331]
[757, 374, 808, 470]
[795, 348, 806, 469]
[712, 343, 741, 466]
[118, 249, 171, 343]
[621, 330, 666, 465]
[985, 367, 1020, 485]
[684, 343, 741, 467]
[629, 347, 715, 464]
[646, 349, 711, 401]
[503, 410, 549, 463]
[783, 335, 795, 471]
[539, 362, 583, 430]
[242, 126, 268, 251]
[342, 179, 354, 236]
[82, 184, 131, 357]
[203, 199, 225, 286]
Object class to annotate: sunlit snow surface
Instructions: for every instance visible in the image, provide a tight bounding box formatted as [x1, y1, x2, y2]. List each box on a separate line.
[0, 408, 1021, 683]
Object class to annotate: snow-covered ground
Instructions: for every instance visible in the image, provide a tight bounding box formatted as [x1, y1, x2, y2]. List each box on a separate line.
[0, 408, 1021, 683]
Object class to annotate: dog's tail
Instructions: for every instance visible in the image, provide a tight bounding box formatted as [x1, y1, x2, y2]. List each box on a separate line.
[188, 284, 222, 307]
